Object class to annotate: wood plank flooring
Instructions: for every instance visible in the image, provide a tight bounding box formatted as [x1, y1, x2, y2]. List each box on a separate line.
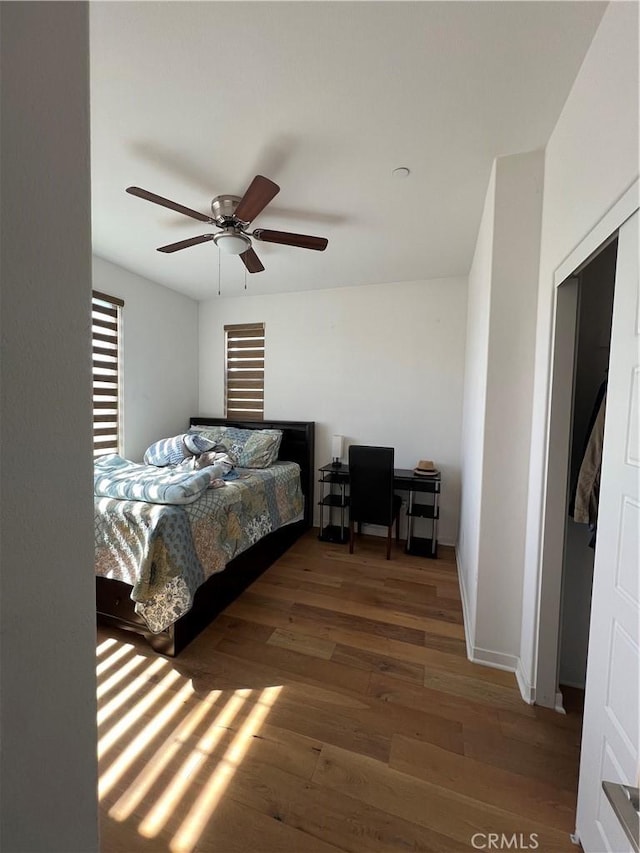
[98, 530, 582, 852]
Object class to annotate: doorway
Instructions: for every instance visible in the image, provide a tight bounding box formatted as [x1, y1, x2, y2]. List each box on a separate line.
[534, 180, 639, 712]
[556, 239, 617, 714]
[534, 196, 639, 849]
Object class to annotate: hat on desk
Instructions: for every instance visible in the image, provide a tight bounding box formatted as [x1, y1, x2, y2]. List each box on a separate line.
[414, 459, 439, 476]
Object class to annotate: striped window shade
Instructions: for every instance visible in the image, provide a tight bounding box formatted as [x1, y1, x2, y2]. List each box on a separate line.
[224, 322, 265, 420]
[92, 290, 123, 457]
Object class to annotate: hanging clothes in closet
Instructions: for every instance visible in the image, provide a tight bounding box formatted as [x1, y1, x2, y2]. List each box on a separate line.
[573, 378, 607, 548]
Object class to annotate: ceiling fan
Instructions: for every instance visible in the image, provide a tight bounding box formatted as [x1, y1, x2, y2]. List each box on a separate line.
[126, 175, 328, 273]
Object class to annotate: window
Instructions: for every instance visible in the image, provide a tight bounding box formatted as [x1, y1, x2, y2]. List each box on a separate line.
[92, 290, 123, 456]
[224, 322, 265, 420]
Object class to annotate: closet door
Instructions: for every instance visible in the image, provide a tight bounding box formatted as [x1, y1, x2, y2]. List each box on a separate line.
[576, 210, 639, 852]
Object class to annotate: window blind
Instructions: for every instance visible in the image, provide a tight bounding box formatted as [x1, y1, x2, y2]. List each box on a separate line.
[92, 290, 123, 456]
[224, 322, 265, 420]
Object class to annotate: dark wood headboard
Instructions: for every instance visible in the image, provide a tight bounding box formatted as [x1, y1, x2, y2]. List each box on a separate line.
[189, 417, 315, 529]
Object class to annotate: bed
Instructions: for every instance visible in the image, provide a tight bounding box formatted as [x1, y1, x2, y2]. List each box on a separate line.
[95, 418, 315, 655]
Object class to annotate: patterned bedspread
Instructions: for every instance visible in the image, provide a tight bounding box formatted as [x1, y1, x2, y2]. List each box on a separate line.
[95, 461, 303, 632]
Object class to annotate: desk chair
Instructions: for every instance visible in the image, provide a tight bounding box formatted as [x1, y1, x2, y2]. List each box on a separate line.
[348, 445, 401, 560]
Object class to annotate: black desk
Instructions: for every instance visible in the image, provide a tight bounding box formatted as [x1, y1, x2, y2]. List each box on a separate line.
[318, 463, 441, 557]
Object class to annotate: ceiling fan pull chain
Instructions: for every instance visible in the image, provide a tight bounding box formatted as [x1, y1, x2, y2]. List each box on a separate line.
[244, 267, 247, 291]
[218, 249, 221, 297]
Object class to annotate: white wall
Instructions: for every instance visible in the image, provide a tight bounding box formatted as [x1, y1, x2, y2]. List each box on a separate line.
[458, 150, 544, 669]
[93, 256, 199, 461]
[458, 163, 496, 643]
[199, 277, 468, 544]
[476, 150, 544, 662]
[0, 4, 98, 851]
[521, 0, 640, 702]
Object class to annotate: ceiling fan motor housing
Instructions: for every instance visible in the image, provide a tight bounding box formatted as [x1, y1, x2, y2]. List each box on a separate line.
[211, 194, 242, 225]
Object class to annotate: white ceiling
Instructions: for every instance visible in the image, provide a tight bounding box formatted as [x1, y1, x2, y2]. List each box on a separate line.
[90, 1, 606, 301]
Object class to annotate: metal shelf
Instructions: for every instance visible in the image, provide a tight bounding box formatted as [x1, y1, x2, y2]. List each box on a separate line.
[406, 504, 439, 520]
[318, 464, 349, 543]
[405, 482, 439, 557]
[318, 524, 349, 544]
[319, 494, 350, 508]
[405, 536, 438, 558]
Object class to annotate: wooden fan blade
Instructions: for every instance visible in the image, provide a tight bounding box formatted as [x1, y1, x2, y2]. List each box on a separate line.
[157, 234, 216, 253]
[239, 247, 265, 273]
[253, 228, 328, 251]
[127, 186, 213, 223]
[233, 175, 280, 224]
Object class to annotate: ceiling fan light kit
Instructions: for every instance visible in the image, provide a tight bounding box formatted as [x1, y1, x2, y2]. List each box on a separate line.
[126, 175, 327, 274]
[213, 229, 251, 255]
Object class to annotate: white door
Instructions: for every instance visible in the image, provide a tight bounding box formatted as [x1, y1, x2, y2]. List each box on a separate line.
[576, 210, 639, 852]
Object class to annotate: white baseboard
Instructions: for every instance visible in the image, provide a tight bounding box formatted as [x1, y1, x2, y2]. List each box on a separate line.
[455, 546, 535, 703]
[516, 659, 536, 704]
[471, 646, 519, 672]
[554, 691, 567, 714]
[471, 650, 537, 705]
[455, 546, 474, 661]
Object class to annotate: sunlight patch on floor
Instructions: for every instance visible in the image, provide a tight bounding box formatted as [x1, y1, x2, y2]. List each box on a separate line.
[97, 638, 282, 853]
[96, 640, 133, 676]
[138, 688, 251, 839]
[97, 649, 159, 701]
[96, 636, 118, 658]
[99, 667, 181, 760]
[170, 685, 282, 853]
[99, 680, 195, 800]
[108, 688, 222, 821]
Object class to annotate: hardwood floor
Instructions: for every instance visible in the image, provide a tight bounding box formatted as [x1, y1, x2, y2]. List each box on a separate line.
[98, 530, 582, 852]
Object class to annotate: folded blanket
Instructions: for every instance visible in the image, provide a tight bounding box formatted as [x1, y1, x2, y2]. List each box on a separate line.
[94, 454, 230, 505]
